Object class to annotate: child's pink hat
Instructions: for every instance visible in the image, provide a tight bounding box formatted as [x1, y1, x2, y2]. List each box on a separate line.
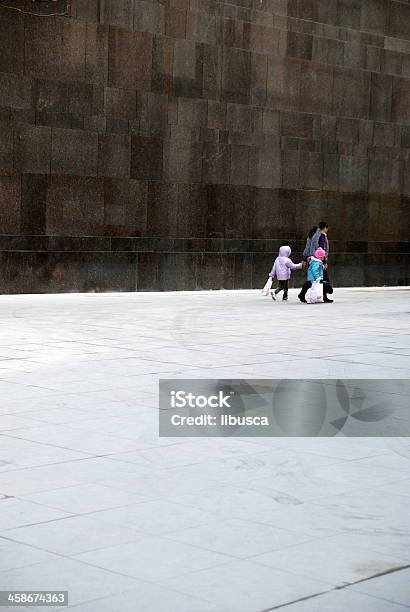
[314, 247, 326, 259]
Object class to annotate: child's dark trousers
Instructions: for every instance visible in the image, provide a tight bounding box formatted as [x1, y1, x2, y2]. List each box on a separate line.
[274, 280, 289, 300]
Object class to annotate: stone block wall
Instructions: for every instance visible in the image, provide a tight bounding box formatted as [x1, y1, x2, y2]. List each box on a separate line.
[0, 0, 409, 292]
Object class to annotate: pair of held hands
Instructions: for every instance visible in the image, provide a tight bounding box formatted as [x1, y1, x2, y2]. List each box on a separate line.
[301, 261, 329, 270]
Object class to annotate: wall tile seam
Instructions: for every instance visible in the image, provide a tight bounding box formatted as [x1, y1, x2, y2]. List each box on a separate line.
[237, 0, 410, 31]
[247, 50, 403, 83]
[273, 20, 408, 51]
[284, 16, 410, 47]
[5, 96, 409, 138]
[132, 25, 410, 73]
[0, 241, 406, 252]
[0, 250, 408, 258]
[1, 234, 409, 242]
[3, 167, 409, 186]
[219, 16, 403, 51]
[3, 31, 409, 84]
[300, 35, 406, 59]
[0, 135, 353, 156]
[0, 157, 406, 176]
[1, 236, 409, 243]
[66, 128, 410, 152]
[152, 26, 390, 57]
[3, 173, 407, 197]
[4, 0, 406, 40]
[0, 237, 406, 244]
[25, 13, 410, 59]
[70, 6, 410, 48]
[18, 44, 409, 85]
[221, 47, 410, 80]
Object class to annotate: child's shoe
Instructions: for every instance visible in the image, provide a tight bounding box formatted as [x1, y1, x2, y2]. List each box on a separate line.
[282, 294, 288, 301]
[270, 290, 276, 301]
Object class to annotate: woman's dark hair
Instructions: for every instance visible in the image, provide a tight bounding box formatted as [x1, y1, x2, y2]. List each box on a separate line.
[319, 221, 329, 229]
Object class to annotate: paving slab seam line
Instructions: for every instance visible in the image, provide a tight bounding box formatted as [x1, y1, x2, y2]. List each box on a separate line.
[260, 563, 410, 611]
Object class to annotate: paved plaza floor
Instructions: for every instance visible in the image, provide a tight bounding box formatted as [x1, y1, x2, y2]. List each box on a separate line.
[0, 287, 409, 611]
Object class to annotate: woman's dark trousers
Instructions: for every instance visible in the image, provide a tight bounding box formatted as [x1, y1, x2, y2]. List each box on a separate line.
[298, 270, 332, 302]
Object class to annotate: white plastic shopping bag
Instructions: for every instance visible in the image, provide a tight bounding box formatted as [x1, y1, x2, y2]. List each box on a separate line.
[306, 279, 323, 303]
[261, 277, 273, 296]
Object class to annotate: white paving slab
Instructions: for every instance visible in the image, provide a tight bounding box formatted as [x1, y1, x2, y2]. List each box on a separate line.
[64, 584, 234, 612]
[0, 498, 71, 532]
[0, 558, 139, 608]
[351, 568, 410, 607]
[91, 499, 219, 536]
[0, 288, 409, 611]
[20, 483, 150, 514]
[0, 537, 59, 572]
[279, 588, 410, 611]
[163, 517, 313, 558]
[4, 514, 143, 556]
[311, 488, 410, 533]
[74, 536, 232, 582]
[160, 559, 328, 611]
[0, 435, 90, 471]
[251, 536, 406, 587]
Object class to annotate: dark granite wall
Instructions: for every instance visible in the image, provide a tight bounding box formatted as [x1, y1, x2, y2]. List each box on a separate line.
[0, 0, 409, 292]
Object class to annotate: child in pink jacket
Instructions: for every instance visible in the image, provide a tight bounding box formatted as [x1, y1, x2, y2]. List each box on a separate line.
[269, 246, 304, 301]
